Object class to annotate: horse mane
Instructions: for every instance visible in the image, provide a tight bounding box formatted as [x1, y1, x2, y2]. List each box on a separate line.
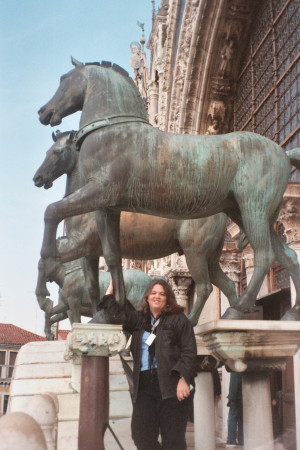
[84, 61, 139, 92]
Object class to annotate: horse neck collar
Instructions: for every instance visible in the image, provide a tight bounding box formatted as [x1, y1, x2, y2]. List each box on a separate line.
[74, 114, 151, 149]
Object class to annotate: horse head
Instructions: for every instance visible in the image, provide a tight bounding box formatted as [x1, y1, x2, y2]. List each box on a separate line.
[38, 57, 148, 128]
[33, 130, 77, 189]
[38, 58, 87, 126]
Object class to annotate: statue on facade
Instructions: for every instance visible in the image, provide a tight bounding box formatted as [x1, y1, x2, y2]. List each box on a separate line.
[130, 40, 148, 99]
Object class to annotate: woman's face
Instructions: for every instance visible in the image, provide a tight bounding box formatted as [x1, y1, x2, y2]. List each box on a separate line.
[147, 284, 167, 317]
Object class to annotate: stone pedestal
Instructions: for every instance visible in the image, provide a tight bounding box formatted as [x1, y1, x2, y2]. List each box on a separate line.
[197, 320, 300, 450]
[279, 184, 300, 450]
[194, 332, 222, 450]
[65, 323, 127, 450]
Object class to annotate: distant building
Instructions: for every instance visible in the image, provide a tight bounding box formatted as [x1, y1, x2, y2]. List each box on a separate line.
[0, 323, 46, 416]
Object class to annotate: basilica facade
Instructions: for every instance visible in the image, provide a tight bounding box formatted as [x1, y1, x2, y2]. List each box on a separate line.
[124, 0, 300, 446]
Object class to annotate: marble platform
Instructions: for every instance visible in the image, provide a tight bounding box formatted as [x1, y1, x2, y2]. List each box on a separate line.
[8, 340, 135, 450]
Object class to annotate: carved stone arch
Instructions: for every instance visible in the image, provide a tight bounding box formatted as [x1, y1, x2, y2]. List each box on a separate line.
[160, 0, 257, 135]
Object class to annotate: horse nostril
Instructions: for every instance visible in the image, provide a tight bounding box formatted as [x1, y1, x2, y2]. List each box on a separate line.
[33, 175, 43, 186]
[38, 106, 44, 115]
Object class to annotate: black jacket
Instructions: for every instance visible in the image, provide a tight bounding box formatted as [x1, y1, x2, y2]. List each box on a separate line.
[100, 295, 197, 402]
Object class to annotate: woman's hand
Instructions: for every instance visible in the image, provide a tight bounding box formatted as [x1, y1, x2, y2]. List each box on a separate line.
[105, 280, 114, 295]
[177, 377, 191, 401]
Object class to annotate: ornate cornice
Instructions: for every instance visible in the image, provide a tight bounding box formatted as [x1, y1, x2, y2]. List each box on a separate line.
[220, 251, 241, 283]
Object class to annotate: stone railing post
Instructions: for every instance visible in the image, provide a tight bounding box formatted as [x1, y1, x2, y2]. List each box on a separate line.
[193, 332, 222, 450]
[64, 323, 126, 450]
[197, 320, 300, 450]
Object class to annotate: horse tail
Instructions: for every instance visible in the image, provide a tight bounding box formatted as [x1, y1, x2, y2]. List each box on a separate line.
[287, 148, 300, 170]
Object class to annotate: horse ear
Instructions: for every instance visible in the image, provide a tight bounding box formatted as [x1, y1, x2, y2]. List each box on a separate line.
[52, 131, 58, 142]
[67, 130, 76, 144]
[71, 56, 84, 67]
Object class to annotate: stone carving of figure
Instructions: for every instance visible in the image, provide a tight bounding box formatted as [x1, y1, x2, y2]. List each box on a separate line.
[219, 39, 235, 77]
[206, 119, 221, 135]
[130, 41, 142, 69]
[130, 41, 149, 99]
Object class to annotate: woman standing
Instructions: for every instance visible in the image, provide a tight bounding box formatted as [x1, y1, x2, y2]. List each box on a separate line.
[96, 279, 197, 450]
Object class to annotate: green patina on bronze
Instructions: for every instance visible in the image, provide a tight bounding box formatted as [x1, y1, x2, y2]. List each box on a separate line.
[36, 58, 300, 321]
[33, 131, 238, 329]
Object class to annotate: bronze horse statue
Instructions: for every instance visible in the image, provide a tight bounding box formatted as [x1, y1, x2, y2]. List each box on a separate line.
[44, 262, 161, 339]
[37, 57, 300, 320]
[33, 130, 238, 326]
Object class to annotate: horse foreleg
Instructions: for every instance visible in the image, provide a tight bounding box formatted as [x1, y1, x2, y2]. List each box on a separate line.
[184, 253, 213, 326]
[95, 210, 126, 306]
[40, 182, 103, 286]
[82, 255, 100, 315]
[223, 214, 275, 319]
[35, 258, 54, 313]
[208, 262, 238, 307]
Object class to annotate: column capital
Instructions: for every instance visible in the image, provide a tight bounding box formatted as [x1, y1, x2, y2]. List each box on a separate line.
[165, 269, 193, 312]
[64, 323, 126, 363]
[197, 320, 300, 372]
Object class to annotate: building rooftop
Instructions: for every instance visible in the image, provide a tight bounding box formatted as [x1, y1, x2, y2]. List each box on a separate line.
[57, 329, 71, 340]
[0, 323, 46, 346]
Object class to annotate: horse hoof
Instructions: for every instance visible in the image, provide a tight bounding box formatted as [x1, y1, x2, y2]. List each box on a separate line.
[187, 314, 198, 327]
[89, 309, 123, 325]
[221, 307, 244, 320]
[281, 305, 300, 321]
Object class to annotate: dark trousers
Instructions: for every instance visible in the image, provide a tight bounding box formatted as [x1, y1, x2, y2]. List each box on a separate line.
[227, 400, 243, 445]
[132, 370, 189, 450]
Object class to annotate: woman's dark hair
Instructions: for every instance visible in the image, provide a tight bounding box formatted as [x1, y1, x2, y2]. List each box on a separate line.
[139, 279, 184, 315]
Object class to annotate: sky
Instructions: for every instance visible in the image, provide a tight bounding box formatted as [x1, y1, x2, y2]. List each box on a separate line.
[0, 0, 153, 335]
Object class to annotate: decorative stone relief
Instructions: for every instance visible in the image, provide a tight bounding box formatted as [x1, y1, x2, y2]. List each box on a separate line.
[278, 186, 300, 245]
[206, 100, 226, 134]
[168, 0, 200, 133]
[64, 323, 127, 362]
[196, 354, 223, 372]
[220, 251, 242, 285]
[242, 245, 254, 272]
[165, 269, 194, 313]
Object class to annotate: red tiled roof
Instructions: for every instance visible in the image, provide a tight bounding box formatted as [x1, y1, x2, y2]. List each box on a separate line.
[57, 330, 71, 340]
[0, 323, 46, 345]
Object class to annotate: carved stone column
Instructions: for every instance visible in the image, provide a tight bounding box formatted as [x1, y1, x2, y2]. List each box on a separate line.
[165, 269, 193, 313]
[197, 320, 300, 450]
[148, 81, 159, 126]
[220, 249, 241, 290]
[65, 323, 127, 450]
[193, 333, 222, 450]
[220, 247, 241, 315]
